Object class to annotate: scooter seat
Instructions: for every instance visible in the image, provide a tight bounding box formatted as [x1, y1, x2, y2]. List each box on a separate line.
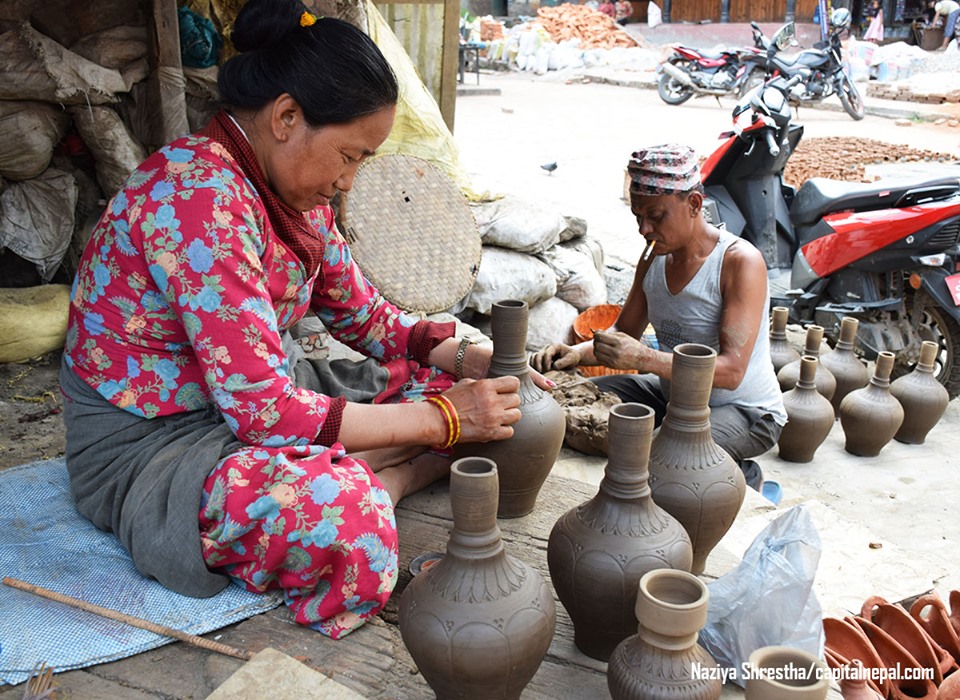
[791, 176, 960, 226]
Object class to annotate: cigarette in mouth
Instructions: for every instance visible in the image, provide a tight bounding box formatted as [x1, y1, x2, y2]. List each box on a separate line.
[642, 240, 656, 261]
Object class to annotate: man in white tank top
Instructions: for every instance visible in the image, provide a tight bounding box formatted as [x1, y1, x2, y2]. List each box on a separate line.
[531, 144, 786, 490]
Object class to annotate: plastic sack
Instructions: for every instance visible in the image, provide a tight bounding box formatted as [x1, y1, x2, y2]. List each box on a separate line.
[698, 504, 825, 688]
[648, 2, 662, 27]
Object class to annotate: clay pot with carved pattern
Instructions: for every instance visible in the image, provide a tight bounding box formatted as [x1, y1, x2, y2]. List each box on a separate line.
[820, 317, 869, 417]
[778, 325, 837, 400]
[548, 403, 693, 662]
[607, 569, 721, 700]
[398, 457, 556, 700]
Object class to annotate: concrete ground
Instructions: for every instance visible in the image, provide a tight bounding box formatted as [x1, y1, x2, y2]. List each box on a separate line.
[451, 69, 960, 612]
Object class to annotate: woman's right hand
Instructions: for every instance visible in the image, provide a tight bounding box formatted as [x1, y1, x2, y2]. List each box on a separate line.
[529, 344, 581, 373]
[443, 376, 521, 444]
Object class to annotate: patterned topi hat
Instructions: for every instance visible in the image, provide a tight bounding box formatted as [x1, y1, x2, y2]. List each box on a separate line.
[627, 143, 701, 196]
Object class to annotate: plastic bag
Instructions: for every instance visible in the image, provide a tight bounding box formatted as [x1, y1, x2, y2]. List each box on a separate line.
[698, 504, 825, 688]
[647, 2, 662, 27]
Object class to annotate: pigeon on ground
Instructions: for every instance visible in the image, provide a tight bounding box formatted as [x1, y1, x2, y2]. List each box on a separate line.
[541, 162, 558, 175]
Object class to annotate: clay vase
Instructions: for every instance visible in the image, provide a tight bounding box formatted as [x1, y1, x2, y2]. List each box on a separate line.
[744, 646, 830, 700]
[861, 595, 953, 685]
[548, 403, 694, 662]
[820, 317, 869, 417]
[770, 306, 801, 374]
[851, 615, 938, 700]
[398, 457, 556, 700]
[647, 344, 745, 575]
[824, 616, 890, 699]
[890, 340, 950, 445]
[607, 569, 721, 700]
[939, 671, 960, 700]
[839, 352, 904, 457]
[839, 659, 884, 700]
[911, 594, 960, 666]
[778, 356, 835, 463]
[454, 299, 565, 518]
[778, 325, 837, 401]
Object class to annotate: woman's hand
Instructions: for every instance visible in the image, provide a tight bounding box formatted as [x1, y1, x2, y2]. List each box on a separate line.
[443, 376, 521, 443]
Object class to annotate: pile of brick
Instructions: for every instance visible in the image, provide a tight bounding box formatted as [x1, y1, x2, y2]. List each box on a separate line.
[783, 137, 958, 188]
[865, 73, 960, 104]
[534, 4, 640, 50]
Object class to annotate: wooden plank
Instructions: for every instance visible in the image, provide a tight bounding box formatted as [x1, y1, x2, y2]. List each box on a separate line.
[439, 0, 460, 132]
[147, 0, 190, 146]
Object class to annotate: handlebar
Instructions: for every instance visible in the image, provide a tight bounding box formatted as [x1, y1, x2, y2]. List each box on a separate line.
[765, 130, 780, 157]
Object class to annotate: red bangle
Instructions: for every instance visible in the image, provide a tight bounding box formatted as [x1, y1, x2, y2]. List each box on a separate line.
[427, 395, 460, 449]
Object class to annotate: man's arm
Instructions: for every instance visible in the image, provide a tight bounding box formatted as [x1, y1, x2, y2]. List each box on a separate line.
[714, 240, 769, 390]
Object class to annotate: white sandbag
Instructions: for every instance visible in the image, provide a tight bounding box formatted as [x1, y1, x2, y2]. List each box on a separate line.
[69, 105, 147, 198]
[526, 296, 579, 351]
[0, 284, 71, 363]
[538, 244, 608, 311]
[0, 101, 70, 181]
[460, 246, 557, 315]
[561, 234, 605, 276]
[0, 23, 127, 104]
[559, 214, 588, 242]
[0, 168, 78, 281]
[70, 25, 149, 92]
[471, 195, 567, 255]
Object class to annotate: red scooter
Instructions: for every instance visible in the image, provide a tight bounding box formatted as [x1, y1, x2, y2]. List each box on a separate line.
[657, 43, 762, 105]
[701, 74, 960, 397]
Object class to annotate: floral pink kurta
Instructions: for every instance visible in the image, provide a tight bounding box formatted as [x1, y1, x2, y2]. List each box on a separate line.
[65, 134, 451, 637]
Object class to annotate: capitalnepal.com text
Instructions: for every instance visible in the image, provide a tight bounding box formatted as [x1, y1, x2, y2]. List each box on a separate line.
[691, 661, 935, 684]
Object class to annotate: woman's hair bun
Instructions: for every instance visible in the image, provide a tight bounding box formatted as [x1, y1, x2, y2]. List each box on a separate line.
[231, 0, 307, 53]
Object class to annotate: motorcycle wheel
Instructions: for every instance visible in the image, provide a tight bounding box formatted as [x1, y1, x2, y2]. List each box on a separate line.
[738, 68, 766, 99]
[657, 71, 694, 105]
[893, 291, 960, 400]
[837, 73, 865, 121]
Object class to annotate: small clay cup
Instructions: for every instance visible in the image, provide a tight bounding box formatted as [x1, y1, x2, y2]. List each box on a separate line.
[744, 646, 829, 700]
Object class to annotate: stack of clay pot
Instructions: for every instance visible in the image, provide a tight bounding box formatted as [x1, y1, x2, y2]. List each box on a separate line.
[823, 591, 960, 700]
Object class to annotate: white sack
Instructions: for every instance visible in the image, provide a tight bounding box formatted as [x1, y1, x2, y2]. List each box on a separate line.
[460, 246, 557, 315]
[0, 101, 70, 181]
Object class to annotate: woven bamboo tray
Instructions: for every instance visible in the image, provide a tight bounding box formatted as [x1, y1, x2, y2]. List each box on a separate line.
[338, 154, 482, 314]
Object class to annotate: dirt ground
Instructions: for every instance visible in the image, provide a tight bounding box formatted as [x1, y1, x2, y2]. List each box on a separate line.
[0, 352, 65, 472]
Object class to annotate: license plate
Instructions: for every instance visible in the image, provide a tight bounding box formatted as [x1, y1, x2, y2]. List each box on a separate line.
[945, 273, 960, 306]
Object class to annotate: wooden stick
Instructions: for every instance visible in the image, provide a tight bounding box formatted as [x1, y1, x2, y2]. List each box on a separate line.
[2, 576, 254, 662]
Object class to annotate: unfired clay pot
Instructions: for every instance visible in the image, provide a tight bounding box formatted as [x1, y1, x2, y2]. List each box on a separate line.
[548, 403, 693, 662]
[839, 659, 884, 700]
[778, 325, 837, 400]
[778, 356, 835, 463]
[839, 352, 904, 457]
[820, 317, 869, 417]
[770, 306, 801, 374]
[607, 569, 721, 700]
[454, 299, 565, 517]
[744, 646, 829, 700]
[398, 457, 556, 700]
[648, 343, 745, 575]
[890, 340, 950, 445]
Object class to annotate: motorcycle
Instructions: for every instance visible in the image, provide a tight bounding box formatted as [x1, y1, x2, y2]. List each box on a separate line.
[656, 43, 762, 105]
[700, 73, 960, 397]
[740, 13, 865, 120]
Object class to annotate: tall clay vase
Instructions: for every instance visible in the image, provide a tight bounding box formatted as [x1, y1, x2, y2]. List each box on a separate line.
[890, 340, 950, 445]
[548, 403, 694, 662]
[778, 356, 835, 463]
[839, 352, 904, 457]
[607, 569, 721, 700]
[647, 343, 745, 575]
[398, 457, 556, 700]
[744, 646, 830, 700]
[770, 306, 801, 374]
[454, 299, 565, 517]
[778, 325, 837, 401]
[820, 317, 869, 417]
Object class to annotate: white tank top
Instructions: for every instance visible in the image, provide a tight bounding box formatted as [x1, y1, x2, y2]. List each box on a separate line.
[643, 229, 787, 424]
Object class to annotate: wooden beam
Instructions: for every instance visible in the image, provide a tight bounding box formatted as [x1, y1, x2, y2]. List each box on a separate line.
[439, 0, 459, 132]
[148, 0, 190, 145]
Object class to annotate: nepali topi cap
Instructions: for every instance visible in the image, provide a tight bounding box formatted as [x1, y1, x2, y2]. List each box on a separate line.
[628, 143, 701, 196]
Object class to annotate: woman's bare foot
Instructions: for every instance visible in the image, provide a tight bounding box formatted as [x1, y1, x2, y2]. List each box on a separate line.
[354, 444, 425, 472]
[376, 452, 451, 507]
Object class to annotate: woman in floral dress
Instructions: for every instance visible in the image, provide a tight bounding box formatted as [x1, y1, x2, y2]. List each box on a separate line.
[60, 0, 528, 639]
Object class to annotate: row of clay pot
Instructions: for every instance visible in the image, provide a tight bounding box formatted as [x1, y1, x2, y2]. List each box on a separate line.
[823, 592, 960, 700]
[770, 310, 950, 462]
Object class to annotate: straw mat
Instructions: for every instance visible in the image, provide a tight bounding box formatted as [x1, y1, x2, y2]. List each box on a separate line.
[339, 154, 481, 314]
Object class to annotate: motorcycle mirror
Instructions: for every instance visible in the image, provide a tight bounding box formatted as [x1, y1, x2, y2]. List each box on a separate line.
[772, 21, 796, 50]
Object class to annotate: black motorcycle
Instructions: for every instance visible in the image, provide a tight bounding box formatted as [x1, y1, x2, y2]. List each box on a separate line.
[740, 14, 865, 121]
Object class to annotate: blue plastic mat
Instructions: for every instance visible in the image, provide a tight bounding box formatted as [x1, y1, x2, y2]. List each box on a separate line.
[0, 458, 282, 687]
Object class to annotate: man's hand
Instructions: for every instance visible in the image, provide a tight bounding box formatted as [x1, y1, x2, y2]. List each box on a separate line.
[530, 344, 581, 373]
[592, 330, 651, 371]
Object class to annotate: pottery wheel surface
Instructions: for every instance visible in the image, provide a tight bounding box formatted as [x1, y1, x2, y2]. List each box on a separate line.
[338, 154, 481, 314]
